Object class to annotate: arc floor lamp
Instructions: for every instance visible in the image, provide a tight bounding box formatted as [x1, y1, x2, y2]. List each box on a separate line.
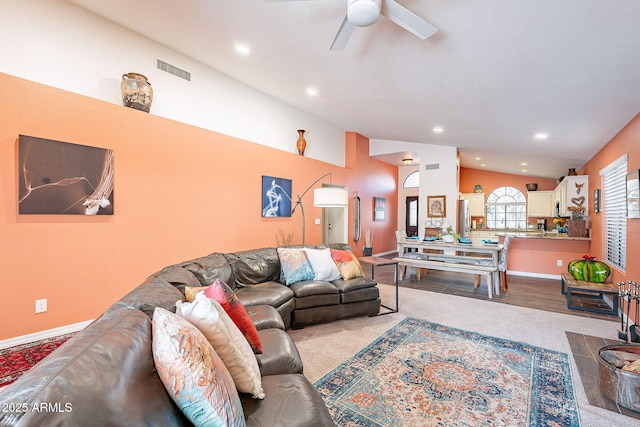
[291, 173, 348, 244]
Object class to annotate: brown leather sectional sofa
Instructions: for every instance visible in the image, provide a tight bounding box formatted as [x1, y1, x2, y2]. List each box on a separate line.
[0, 244, 380, 426]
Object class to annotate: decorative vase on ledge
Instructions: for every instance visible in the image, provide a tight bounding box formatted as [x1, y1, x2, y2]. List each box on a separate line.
[296, 129, 307, 156]
[363, 247, 373, 256]
[121, 72, 153, 113]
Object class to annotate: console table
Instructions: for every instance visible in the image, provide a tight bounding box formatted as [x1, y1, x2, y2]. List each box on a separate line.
[359, 256, 398, 315]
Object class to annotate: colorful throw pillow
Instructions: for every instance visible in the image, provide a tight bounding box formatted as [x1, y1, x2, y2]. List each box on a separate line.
[330, 248, 365, 280]
[277, 247, 315, 285]
[184, 285, 208, 302]
[204, 279, 263, 354]
[151, 307, 246, 427]
[303, 247, 341, 281]
[176, 292, 264, 399]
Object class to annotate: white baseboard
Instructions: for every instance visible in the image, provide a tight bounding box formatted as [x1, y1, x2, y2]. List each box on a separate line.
[0, 320, 93, 350]
[507, 270, 561, 280]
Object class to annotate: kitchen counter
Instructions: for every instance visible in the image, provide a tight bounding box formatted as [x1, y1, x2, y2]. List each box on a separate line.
[495, 231, 590, 241]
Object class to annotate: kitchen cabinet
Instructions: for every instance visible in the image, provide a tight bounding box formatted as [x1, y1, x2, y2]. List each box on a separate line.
[527, 191, 554, 217]
[554, 175, 588, 217]
[470, 230, 498, 243]
[460, 193, 485, 217]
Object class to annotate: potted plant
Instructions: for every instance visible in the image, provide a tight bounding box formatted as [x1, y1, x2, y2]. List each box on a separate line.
[439, 225, 460, 243]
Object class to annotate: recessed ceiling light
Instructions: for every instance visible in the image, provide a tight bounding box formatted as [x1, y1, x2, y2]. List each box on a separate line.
[520, 162, 528, 166]
[234, 43, 250, 55]
[306, 87, 318, 96]
[475, 157, 481, 161]
[480, 164, 486, 167]
[521, 169, 528, 173]
[433, 127, 444, 134]
[534, 133, 548, 140]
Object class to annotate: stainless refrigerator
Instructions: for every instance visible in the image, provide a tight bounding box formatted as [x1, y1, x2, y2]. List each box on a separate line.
[457, 199, 471, 237]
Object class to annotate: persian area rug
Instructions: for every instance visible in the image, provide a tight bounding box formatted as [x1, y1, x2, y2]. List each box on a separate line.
[0, 333, 75, 387]
[314, 318, 580, 427]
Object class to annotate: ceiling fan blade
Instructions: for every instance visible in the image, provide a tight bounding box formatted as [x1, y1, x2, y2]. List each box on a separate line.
[381, 0, 437, 40]
[330, 15, 356, 51]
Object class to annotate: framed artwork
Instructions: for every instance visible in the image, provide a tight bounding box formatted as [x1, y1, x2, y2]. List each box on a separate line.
[18, 135, 114, 215]
[626, 170, 640, 219]
[593, 189, 600, 213]
[373, 197, 385, 221]
[427, 195, 446, 217]
[261, 175, 292, 217]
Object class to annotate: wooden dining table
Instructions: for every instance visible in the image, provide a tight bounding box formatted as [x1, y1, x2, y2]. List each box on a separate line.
[397, 237, 504, 295]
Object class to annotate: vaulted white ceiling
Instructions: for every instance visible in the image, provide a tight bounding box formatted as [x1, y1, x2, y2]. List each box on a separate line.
[67, 0, 640, 179]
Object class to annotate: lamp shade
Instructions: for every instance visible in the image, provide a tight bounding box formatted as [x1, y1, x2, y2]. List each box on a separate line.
[313, 187, 348, 207]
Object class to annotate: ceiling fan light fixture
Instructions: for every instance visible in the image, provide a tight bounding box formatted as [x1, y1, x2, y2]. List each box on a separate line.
[347, 0, 382, 27]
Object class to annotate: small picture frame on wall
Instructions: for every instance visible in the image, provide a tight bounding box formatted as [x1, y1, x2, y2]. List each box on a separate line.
[373, 197, 385, 221]
[593, 189, 600, 213]
[427, 195, 446, 217]
[261, 175, 292, 217]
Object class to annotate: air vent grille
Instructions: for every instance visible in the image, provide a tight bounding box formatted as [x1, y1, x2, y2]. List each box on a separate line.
[156, 59, 191, 81]
[424, 163, 440, 170]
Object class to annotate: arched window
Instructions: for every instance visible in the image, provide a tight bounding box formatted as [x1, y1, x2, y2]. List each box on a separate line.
[486, 186, 527, 230]
[403, 171, 419, 188]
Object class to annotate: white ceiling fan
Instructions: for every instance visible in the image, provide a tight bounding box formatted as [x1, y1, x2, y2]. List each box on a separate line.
[266, 0, 438, 51]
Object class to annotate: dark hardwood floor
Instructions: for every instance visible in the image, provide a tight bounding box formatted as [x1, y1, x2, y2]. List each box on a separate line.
[365, 256, 619, 322]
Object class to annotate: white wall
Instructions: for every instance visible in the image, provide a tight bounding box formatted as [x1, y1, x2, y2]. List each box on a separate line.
[371, 139, 459, 237]
[0, 0, 345, 166]
[397, 166, 419, 234]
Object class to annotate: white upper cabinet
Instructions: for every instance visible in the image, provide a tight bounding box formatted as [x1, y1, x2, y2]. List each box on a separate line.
[460, 193, 485, 216]
[527, 190, 554, 217]
[554, 175, 588, 217]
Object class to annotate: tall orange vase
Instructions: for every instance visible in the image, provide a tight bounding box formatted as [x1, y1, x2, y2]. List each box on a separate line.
[296, 129, 306, 156]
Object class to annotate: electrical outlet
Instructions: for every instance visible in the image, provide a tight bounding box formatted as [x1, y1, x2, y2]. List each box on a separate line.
[557, 259, 563, 267]
[35, 298, 47, 313]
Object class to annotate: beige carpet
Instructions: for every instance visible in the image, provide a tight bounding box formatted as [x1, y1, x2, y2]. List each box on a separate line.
[288, 282, 631, 427]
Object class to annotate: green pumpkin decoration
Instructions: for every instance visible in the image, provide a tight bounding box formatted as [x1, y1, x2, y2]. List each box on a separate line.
[568, 254, 611, 283]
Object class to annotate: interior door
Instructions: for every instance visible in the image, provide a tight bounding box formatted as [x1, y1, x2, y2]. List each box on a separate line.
[322, 207, 347, 244]
[405, 196, 418, 237]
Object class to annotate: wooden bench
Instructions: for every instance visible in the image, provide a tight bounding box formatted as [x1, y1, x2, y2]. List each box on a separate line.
[561, 273, 619, 315]
[393, 257, 498, 299]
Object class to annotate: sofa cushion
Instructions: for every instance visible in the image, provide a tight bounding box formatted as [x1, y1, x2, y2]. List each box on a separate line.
[277, 247, 315, 285]
[147, 265, 202, 293]
[303, 247, 342, 281]
[240, 374, 335, 427]
[0, 308, 191, 426]
[246, 305, 286, 331]
[233, 281, 294, 308]
[106, 279, 185, 318]
[224, 248, 281, 287]
[255, 328, 304, 376]
[331, 276, 378, 293]
[205, 279, 263, 354]
[330, 248, 364, 280]
[289, 280, 341, 309]
[152, 307, 246, 427]
[176, 292, 264, 399]
[179, 252, 236, 288]
[339, 285, 380, 304]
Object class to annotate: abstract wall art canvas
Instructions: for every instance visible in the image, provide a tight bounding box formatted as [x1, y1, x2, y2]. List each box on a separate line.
[261, 175, 292, 217]
[18, 135, 114, 215]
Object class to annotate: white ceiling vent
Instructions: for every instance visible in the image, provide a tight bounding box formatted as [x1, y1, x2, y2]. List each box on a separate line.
[156, 59, 191, 81]
[424, 163, 440, 170]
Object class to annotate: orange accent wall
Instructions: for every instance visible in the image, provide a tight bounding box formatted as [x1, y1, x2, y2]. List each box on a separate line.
[0, 74, 398, 339]
[580, 113, 640, 320]
[460, 168, 558, 194]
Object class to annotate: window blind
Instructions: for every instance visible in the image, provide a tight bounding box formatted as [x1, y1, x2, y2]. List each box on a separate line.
[600, 155, 627, 271]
